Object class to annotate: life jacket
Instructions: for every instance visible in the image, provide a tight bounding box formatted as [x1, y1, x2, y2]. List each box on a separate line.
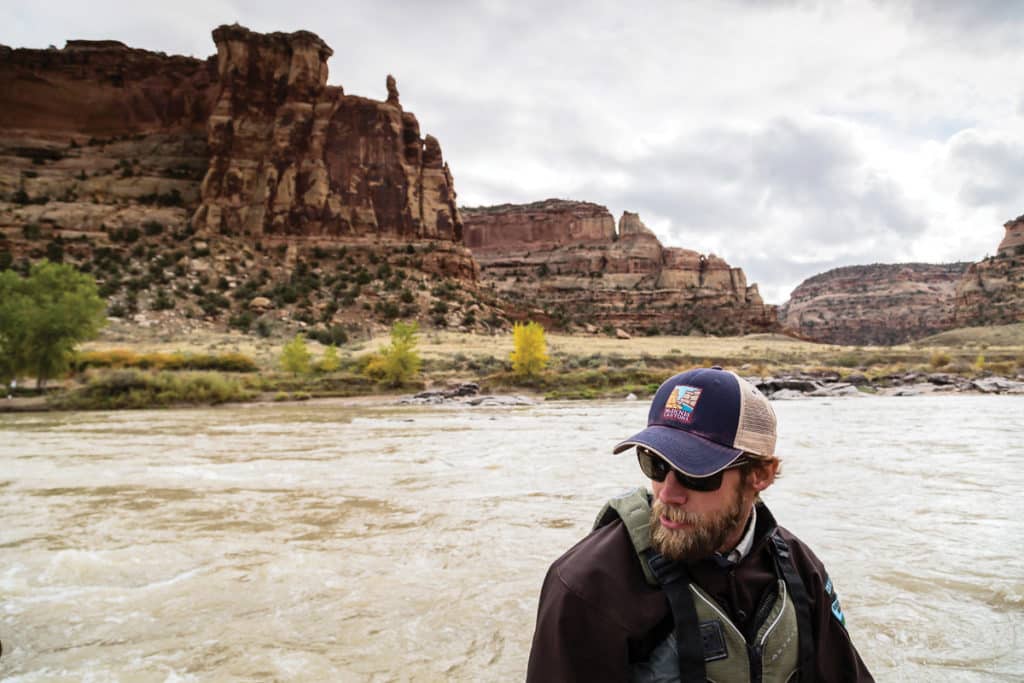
[593, 488, 815, 683]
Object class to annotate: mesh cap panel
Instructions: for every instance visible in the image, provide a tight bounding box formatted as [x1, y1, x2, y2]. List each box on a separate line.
[732, 373, 777, 457]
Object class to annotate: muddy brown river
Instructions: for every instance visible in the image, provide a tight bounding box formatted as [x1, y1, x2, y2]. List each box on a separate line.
[2, 394, 1022, 681]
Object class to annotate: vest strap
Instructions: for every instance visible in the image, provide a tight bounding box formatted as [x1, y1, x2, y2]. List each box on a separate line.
[770, 531, 816, 683]
[643, 549, 707, 683]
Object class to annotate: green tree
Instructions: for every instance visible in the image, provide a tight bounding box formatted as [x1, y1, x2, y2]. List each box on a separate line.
[364, 321, 421, 387]
[280, 334, 311, 375]
[0, 260, 106, 388]
[317, 344, 341, 372]
[510, 321, 548, 378]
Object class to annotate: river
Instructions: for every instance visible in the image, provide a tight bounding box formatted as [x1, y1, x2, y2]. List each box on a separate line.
[1, 394, 1022, 682]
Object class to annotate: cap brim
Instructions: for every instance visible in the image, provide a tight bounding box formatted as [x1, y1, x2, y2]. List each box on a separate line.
[613, 424, 743, 477]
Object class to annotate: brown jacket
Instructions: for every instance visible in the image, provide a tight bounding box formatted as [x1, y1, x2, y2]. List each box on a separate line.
[526, 503, 874, 682]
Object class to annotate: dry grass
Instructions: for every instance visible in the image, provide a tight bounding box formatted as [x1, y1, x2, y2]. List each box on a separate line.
[86, 321, 1024, 379]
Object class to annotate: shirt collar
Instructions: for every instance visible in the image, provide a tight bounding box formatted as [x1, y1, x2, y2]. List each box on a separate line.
[722, 504, 757, 565]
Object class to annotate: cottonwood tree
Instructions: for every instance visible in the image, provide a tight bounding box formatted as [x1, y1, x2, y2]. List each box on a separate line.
[364, 321, 421, 387]
[0, 260, 106, 388]
[511, 321, 548, 378]
[280, 334, 312, 375]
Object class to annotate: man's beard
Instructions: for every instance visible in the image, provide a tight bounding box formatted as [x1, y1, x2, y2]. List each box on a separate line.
[649, 479, 748, 562]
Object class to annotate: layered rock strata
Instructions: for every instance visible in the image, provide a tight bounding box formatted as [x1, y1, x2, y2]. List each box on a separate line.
[462, 199, 777, 335]
[780, 263, 970, 345]
[954, 215, 1024, 326]
[0, 26, 483, 335]
[193, 25, 465, 250]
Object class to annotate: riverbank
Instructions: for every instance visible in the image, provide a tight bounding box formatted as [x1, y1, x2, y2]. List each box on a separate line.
[2, 323, 1022, 411]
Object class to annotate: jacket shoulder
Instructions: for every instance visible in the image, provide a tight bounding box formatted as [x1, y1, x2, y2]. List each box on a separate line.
[546, 519, 666, 632]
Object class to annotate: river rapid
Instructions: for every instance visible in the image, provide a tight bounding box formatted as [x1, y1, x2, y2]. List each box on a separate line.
[1, 394, 1022, 682]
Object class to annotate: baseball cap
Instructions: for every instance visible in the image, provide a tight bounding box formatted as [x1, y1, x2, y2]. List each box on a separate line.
[612, 367, 777, 477]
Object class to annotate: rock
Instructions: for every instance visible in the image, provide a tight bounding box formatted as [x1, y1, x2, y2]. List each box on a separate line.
[615, 328, 631, 340]
[461, 200, 778, 336]
[808, 383, 863, 397]
[757, 377, 821, 393]
[954, 215, 1024, 326]
[385, 74, 400, 107]
[464, 394, 535, 406]
[880, 383, 937, 397]
[583, 323, 598, 334]
[779, 263, 970, 345]
[844, 373, 870, 386]
[971, 377, 1024, 394]
[249, 296, 272, 310]
[191, 24, 470, 256]
[625, 393, 637, 401]
[768, 389, 807, 400]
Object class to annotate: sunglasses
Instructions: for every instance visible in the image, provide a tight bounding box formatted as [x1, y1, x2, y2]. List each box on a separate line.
[636, 447, 748, 492]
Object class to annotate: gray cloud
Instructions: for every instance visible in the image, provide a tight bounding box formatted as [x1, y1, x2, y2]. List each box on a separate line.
[947, 131, 1024, 210]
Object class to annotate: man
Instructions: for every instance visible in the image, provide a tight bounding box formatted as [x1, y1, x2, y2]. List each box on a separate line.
[526, 367, 873, 682]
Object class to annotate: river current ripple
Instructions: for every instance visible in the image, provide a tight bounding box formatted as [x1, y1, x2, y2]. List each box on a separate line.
[1, 394, 1022, 681]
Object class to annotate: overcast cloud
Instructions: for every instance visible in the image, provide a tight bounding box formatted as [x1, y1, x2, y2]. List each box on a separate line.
[4, 0, 1023, 303]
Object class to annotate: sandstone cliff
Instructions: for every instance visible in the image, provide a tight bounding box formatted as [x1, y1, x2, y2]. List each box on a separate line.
[462, 199, 777, 335]
[193, 25, 463, 245]
[0, 26, 492, 337]
[780, 263, 971, 345]
[953, 215, 1024, 326]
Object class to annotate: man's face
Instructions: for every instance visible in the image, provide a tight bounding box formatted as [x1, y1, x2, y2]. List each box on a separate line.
[649, 467, 752, 562]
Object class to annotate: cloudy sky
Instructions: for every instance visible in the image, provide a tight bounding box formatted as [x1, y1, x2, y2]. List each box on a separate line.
[4, 1, 1024, 303]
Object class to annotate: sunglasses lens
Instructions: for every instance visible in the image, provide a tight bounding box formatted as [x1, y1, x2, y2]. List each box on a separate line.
[636, 448, 726, 491]
[679, 471, 723, 492]
[636, 449, 667, 481]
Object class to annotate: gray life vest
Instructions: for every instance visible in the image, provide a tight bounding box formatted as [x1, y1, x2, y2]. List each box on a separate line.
[593, 488, 813, 683]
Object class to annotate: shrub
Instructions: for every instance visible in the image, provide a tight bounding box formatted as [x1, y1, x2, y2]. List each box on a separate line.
[151, 288, 174, 311]
[510, 321, 548, 378]
[308, 325, 348, 346]
[49, 369, 253, 409]
[363, 321, 421, 387]
[316, 344, 341, 372]
[929, 350, 952, 369]
[228, 311, 254, 332]
[280, 334, 311, 375]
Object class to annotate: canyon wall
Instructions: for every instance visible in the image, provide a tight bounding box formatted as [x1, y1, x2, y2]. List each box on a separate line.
[954, 215, 1024, 326]
[780, 263, 971, 345]
[462, 199, 777, 335]
[782, 214, 1024, 346]
[0, 26, 484, 336]
[192, 25, 463, 247]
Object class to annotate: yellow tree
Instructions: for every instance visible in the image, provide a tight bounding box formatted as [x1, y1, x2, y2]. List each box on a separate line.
[511, 321, 548, 377]
[364, 321, 422, 387]
[280, 334, 311, 375]
[317, 344, 341, 372]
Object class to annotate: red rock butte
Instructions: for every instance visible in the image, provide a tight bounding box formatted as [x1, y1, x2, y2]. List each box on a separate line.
[462, 199, 777, 335]
[0, 24, 478, 295]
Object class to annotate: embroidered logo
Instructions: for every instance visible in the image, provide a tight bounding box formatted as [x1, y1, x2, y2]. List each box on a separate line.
[825, 575, 847, 628]
[663, 385, 702, 423]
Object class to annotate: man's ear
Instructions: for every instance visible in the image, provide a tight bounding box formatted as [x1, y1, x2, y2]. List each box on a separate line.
[748, 459, 778, 493]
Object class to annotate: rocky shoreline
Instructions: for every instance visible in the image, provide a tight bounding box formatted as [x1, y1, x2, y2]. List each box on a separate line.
[394, 374, 1024, 407]
[398, 383, 537, 406]
[752, 372, 1024, 399]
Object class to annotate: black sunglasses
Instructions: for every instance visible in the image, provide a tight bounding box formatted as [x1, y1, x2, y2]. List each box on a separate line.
[636, 447, 748, 492]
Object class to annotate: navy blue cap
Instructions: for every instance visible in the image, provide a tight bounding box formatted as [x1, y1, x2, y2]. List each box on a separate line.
[613, 367, 776, 477]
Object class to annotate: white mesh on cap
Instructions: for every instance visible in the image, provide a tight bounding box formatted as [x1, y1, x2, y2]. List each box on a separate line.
[730, 371, 777, 457]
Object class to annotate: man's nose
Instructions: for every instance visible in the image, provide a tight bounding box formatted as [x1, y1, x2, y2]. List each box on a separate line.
[657, 470, 690, 504]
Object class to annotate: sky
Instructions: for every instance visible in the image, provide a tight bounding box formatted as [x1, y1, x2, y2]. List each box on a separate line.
[4, 0, 1024, 304]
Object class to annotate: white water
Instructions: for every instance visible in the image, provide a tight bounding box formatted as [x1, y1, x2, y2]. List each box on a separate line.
[1, 395, 1022, 681]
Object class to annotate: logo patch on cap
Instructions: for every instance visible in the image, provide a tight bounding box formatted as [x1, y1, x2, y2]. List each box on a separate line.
[663, 385, 702, 423]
